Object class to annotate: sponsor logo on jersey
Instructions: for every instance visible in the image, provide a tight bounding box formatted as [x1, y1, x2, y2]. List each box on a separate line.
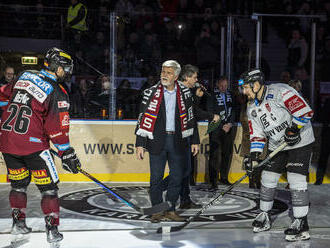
[49, 132, 63, 138]
[251, 110, 257, 117]
[29, 137, 42, 143]
[8, 168, 29, 180]
[40, 150, 59, 183]
[15, 80, 47, 103]
[260, 113, 270, 128]
[265, 103, 271, 112]
[20, 72, 54, 95]
[286, 162, 304, 167]
[248, 120, 253, 135]
[266, 94, 274, 100]
[60, 187, 288, 223]
[33, 177, 51, 185]
[59, 112, 70, 128]
[58, 101, 69, 109]
[31, 169, 47, 178]
[284, 95, 306, 113]
[54, 143, 70, 151]
[283, 90, 291, 96]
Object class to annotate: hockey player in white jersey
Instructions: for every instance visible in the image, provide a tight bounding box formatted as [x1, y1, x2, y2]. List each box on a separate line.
[238, 69, 314, 242]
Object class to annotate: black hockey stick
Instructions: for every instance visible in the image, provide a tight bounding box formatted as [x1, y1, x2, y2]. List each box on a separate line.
[50, 149, 170, 215]
[156, 142, 288, 233]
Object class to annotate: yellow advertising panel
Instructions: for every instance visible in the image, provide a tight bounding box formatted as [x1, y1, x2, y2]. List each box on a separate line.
[0, 121, 326, 183]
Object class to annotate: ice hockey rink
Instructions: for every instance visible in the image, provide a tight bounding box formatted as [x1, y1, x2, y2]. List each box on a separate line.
[0, 182, 330, 248]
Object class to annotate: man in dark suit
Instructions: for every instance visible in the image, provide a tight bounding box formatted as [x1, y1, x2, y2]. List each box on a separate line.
[135, 60, 200, 222]
[207, 76, 235, 189]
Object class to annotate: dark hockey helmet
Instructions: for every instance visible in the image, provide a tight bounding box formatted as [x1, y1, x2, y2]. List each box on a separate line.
[238, 69, 264, 87]
[44, 47, 73, 76]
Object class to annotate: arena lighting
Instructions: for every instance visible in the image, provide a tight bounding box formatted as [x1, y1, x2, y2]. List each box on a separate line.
[21, 56, 38, 65]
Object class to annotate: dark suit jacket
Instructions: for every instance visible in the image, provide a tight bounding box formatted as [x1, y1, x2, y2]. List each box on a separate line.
[135, 98, 200, 155]
[207, 90, 235, 144]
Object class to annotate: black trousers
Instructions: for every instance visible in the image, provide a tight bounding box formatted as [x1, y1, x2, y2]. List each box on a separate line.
[208, 129, 234, 186]
[316, 127, 330, 181]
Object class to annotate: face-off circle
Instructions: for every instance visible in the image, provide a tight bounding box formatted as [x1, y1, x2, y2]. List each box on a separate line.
[60, 186, 288, 222]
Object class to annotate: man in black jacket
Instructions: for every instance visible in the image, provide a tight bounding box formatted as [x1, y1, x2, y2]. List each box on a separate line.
[135, 60, 200, 222]
[315, 97, 330, 185]
[207, 76, 235, 189]
[160, 64, 220, 209]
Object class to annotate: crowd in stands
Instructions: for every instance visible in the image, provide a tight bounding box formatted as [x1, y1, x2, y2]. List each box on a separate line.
[0, 0, 330, 119]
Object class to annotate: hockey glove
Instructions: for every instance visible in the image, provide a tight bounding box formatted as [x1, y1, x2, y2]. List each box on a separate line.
[284, 123, 301, 146]
[243, 152, 261, 177]
[61, 147, 81, 174]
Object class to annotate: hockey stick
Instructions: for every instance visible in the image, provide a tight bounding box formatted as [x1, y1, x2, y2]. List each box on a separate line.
[50, 149, 170, 215]
[157, 142, 288, 233]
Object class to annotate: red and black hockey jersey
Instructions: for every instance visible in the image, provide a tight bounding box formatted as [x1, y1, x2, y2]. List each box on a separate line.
[0, 69, 71, 156]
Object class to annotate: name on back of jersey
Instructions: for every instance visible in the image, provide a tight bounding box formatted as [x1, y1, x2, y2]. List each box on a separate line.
[13, 91, 31, 105]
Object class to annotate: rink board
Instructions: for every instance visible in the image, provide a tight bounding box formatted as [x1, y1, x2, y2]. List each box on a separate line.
[0, 120, 328, 183]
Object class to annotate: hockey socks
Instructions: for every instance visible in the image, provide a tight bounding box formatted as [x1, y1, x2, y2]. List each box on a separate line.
[41, 194, 60, 226]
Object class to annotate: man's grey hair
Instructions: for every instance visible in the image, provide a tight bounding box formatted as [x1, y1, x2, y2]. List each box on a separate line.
[179, 64, 199, 81]
[162, 60, 181, 76]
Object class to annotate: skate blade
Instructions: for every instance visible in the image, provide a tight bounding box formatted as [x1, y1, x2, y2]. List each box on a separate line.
[11, 233, 30, 243]
[285, 231, 310, 242]
[253, 226, 271, 233]
[49, 242, 61, 248]
[10, 236, 29, 248]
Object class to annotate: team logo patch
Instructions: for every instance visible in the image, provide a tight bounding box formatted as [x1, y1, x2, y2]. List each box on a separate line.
[284, 95, 306, 113]
[251, 110, 257, 118]
[59, 112, 70, 128]
[60, 187, 288, 223]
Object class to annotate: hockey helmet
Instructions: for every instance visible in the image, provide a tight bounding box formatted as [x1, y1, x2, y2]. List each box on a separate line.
[44, 47, 73, 76]
[238, 69, 264, 87]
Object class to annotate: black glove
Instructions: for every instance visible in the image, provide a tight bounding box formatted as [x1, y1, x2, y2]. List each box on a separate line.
[243, 152, 261, 177]
[61, 147, 81, 174]
[284, 123, 301, 146]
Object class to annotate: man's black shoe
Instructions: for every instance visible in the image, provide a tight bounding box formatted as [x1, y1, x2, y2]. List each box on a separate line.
[179, 201, 202, 209]
[208, 184, 217, 192]
[219, 179, 232, 185]
[314, 179, 323, 185]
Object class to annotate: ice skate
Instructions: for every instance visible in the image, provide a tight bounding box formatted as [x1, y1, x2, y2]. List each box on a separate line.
[252, 212, 271, 233]
[285, 216, 310, 242]
[45, 216, 63, 244]
[11, 209, 32, 244]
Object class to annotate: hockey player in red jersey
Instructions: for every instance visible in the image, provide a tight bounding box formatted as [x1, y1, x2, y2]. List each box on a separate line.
[238, 69, 314, 242]
[0, 47, 81, 244]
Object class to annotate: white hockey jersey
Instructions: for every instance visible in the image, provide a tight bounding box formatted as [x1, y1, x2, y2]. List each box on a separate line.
[247, 83, 314, 152]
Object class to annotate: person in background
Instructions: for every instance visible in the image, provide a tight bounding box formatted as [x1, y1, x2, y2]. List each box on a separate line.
[280, 71, 291, 84]
[0, 66, 15, 86]
[0, 66, 15, 116]
[288, 79, 303, 95]
[315, 97, 330, 185]
[65, 0, 88, 54]
[207, 76, 235, 189]
[0, 47, 81, 244]
[135, 60, 200, 222]
[71, 78, 91, 118]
